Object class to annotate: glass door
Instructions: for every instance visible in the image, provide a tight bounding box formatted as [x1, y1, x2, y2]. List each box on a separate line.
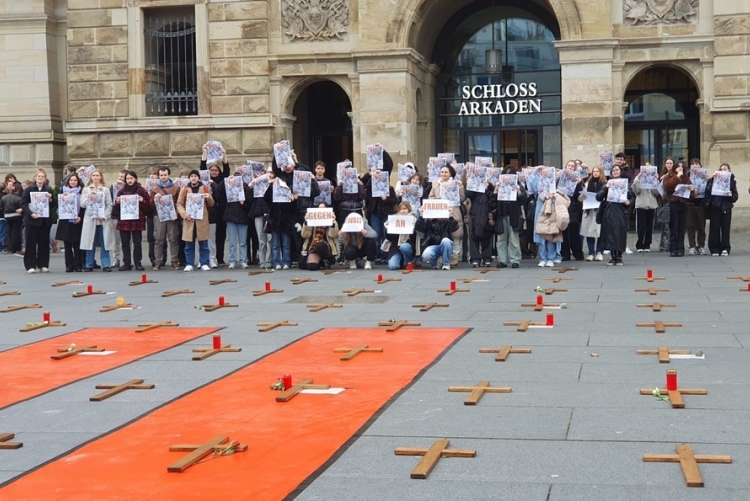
[625, 125, 696, 172]
[465, 132, 499, 162]
[463, 129, 539, 169]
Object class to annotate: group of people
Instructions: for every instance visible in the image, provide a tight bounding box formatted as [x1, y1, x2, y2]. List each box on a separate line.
[0, 146, 743, 274]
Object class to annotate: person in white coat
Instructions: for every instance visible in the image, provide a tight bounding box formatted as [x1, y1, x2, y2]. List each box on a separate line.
[79, 170, 116, 272]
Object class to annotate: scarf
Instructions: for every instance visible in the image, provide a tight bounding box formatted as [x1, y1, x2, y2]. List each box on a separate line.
[62, 185, 81, 223]
[157, 179, 174, 188]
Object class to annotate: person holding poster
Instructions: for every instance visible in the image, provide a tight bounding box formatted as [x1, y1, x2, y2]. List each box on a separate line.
[313, 161, 335, 207]
[595, 165, 633, 265]
[362, 168, 398, 264]
[703, 163, 739, 256]
[429, 164, 465, 267]
[415, 205, 459, 270]
[631, 168, 660, 252]
[300, 217, 339, 271]
[579, 165, 606, 261]
[494, 166, 527, 268]
[661, 159, 694, 257]
[216, 171, 253, 269]
[20, 168, 56, 273]
[527, 165, 566, 267]
[151, 167, 182, 270]
[339, 212, 377, 269]
[560, 161, 585, 262]
[79, 170, 115, 272]
[333, 166, 366, 227]
[113, 171, 149, 271]
[385, 201, 418, 270]
[467, 179, 495, 268]
[176, 170, 215, 271]
[247, 167, 273, 269]
[201, 143, 230, 268]
[686, 158, 709, 255]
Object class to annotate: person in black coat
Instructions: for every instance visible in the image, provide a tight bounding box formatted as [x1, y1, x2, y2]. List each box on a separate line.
[467, 183, 495, 267]
[704, 163, 739, 256]
[415, 212, 459, 269]
[216, 174, 253, 268]
[494, 167, 528, 268]
[201, 142, 230, 267]
[55, 173, 85, 272]
[20, 168, 56, 273]
[561, 161, 585, 262]
[595, 165, 633, 265]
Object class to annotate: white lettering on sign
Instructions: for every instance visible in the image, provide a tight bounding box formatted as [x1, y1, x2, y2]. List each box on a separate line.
[459, 83, 542, 116]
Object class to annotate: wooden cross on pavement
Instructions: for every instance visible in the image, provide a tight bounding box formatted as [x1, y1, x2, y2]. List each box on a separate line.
[636, 321, 682, 333]
[129, 279, 158, 286]
[334, 345, 383, 361]
[375, 277, 402, 284]
[379, 319, 421, 332]
[72, 288, 106, 298]
[275, 378, 330, 402]
[412, 303, 449, 312]
[248, 270, 273, 276]
[0, 291, 21, 297]
[290, 277, 318, 285]
[89, 379, 154, 402]
[257, 320, 298, 332]
[1, 304, 42, 313]
[168, 435, 247, 473]
[477, 267, 500, 274]
[252, 287, 283, 296]
[640, 386, 707, 409]
[637, 302, 676, 312]
[51, 344, 105, 360]
[0, 433, 22, 450]
[727, 275, 750, 282]
[521, 302, 563, 311]
[192, 344, 241, 361]
[395, 439, 476, 479]
[542, 287, 567, 296]
[437, 287, 470, 296]
[135, 321, 180, 332]
[20, 320, 66, 332]
[448, 380, 512, 405]
[201, 303, 238, 312]
[209, 279, 237, 286]
[161, 290, 194, 297]
[643, 444, 731, 487]
[503, 320, 549, 332]
[343, 288, 374, 296]
[100, 302, 136, 312]
[307, 303, 342, 312]
[479, 345, 531, 362]
[457, 277, 488, 284]
[321, 269, 346, 275]
[635, 276, 666, 283]
[636, 288, 669, 296]
[553, 266, 578, 274]
[637, 346, 692, 363]
[52, 280, 83, 287]
[543, 277, 571, 284]
[398, 268, 423, 274]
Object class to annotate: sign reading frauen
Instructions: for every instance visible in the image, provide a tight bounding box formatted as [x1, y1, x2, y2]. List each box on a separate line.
[459, 83, 542, 116]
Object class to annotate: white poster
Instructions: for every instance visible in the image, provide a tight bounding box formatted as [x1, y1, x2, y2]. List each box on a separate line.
[305, 208, 335, 227]
[253, 174, 269, 198]
[606, 179, 629, 203]
[58, 193, 79, 220]
[371, 170, 390, 198]
[293, 170, 312, 197]
[205, 141, 223, 165]
[155, 195, 177, 222]
[272, 180, 292, 203]
[497, 175, 518, 201]
[85, 192, 105, 219]
[186, 193, 204, 220]
[640, 166, 659, 190]
[119, 194, 139, 221]
[366, 144, 384, 170]
[314, 180, 331, 206]
[273, 140, 295, 168]
[340, 212, 364, 232]
[386, 214, 415, 235]
[30, 192, 50, 218]
[224, 175, 246, 203]
[422, 199, 450, 219]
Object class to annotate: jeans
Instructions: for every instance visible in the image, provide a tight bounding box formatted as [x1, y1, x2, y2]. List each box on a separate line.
[254, 216, 272, 265]
[368, 212, 387, 260]
[496, 217, 521, 265]
[271, 231, 291, 267]
[388, 242, 414, 270]
[184, 239, 209, 267]
[226, 221, 248, 265]
[586, 237, 603, 256]
[0, 219, 6, 251]
[422, 238, 453, 267]
[85, 225, 110, 269]
[537, 240, 557, 262]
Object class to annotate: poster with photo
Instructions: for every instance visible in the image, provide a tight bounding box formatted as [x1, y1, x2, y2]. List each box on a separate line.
[371, 170, 390, 198]
[313, 180, 331, 206]
[557, 169, 579, 197]
[205, 141, 223, 165]
[366, 144, 384, 170]
[145, 178, 159, 194]
[711, 171, 732, 196]
[85, 192, 105, 219]
[253, 174, 269, 198]
[485, 167, 502, 187]
[292, 170, 312, 197]
[538, 167, 557, 197]
[674, 184, 692, 199]
[398, 163, 416, 183]
[273, 140, 295, 168]
[58, 192, 79, 220]
[690, 168, 708, 196]
[522, 167, 535, 185]
[173, 177, 189, 190]
[119, 194, 140, 221]
[249, 161, 266, 177]
[475, 156, 493, 169]
[599, 152, 614, 177]
[466, 164, 486, 193]
[237, 164, 252, 185]
[639, 166, 659, 190]
[497, 174, 518, 201]
[199, 170, 211, 186]
[453, 162, 465, 180]
[337, 160, 352, 184]
[77, 165, 96, 186]
[272, 180, 292, 203]
[441, 180, 460, 207]
[342, 167, 359, 194]
[186, 193, 205, 219]
[29, 192, 50, 218]
[400, 184, 423, 212]
[577, 165, 589, 180]
[225, 175, 246, 203]
[111, 181, 125, 198]
[427, 157, 444, 182]
[155, 195, 177, 222]
[606, 178, 629, 203]
[438, 152, 456, 163]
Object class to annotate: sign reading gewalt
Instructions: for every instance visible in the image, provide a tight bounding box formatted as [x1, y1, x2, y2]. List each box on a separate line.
[459, 83, 542, 116]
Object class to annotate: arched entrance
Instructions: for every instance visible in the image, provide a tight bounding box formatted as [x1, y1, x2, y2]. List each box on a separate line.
[431, 2, 562, 168]
[624, 66, 700, 169]
[291, 81, 353, 176]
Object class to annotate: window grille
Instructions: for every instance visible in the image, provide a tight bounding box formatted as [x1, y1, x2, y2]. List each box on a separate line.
[144, 7, 197, 116]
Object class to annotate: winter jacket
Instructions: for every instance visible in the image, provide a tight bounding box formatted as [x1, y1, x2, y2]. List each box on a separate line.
[535, 193, 570, 243]
[150, 179, 181, 211]
[468, 186, 495, 240]
[114, 183, 150, 232]
[20, 183, 56, 228]
[428, 181, 465, 240]
[216, 182, 252, 225]
[496, 183, 528, 231]
[662, 172, 693, 204]
[79, 184, 116, 251]
[301, 221, 340, 257]
[201, 159, 229, 224]
[415, 216, 459, 249]
[176, 183, 215, 241]
[704, 174, 739, 214]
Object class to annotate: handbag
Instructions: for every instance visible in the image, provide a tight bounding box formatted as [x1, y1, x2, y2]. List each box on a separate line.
[595, 202, 606, 225]
[493, 212, 504, 235]
[656, 202, 670, 223]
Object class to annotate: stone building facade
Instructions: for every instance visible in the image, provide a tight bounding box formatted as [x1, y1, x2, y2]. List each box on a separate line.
[1, 0, 749, 220]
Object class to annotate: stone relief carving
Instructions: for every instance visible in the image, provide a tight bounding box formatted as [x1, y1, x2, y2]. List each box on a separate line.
[281, 0, 349, 42]
[624, 0, 698, 25]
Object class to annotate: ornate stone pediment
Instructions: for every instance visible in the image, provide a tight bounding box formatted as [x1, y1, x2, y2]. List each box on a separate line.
[624, 0, 698, 26]
[281, 0, 349, 42]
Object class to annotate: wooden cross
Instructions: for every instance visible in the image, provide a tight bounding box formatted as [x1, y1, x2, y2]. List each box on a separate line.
[1, 304, 42, 313]
[161, 290, 194, 297]
[0, 280, 5, 284]
[333, 345, 383, 361]
[52, 280, 83, 287]
[168, 435, 248, 473]
[637, 346, 691, 363]
[129, 279, 158, 286]
[636, 321, 682, 333]
[398, 269, 423, 274]
[412, 303, 449, 312]
[479, 346, 532, 362]
[275, 378, 330, 402]
[542, 287, 567, 296]
[643, 444, 731, 487]
[192, 344, 242, 361]
[640, 387, 707, 409]
[252, 288, 283, 296]
[375, 277, 402, 284]
[72, 289, 106, 298]
[503, 320, 550, 332]
[51, 344, 105, 360]
[321, 269, 346, 275]
[378, 319, 421, 332]
[100, 303, 136, 313]
[543, 277, 571, 284]
[521, 302, 562, 311]
[307, 303, 342, 312]
[0, 291, 21, 297]
[342, 288, 374, 296]
[457, 277, 488, 284]
[89, 378, 155, 402]
[0, 433, 23, 450]
[448, 380, 512, 405]
[257, 320, 298, 332]
[395, 439, 476, 479]
[636, 288, 669, 295]
[248, 270, 273, 276]
[637, 302, 676, 312]
[20, 320, 66, 332]
[290, 277, 318, 285]
[201, 303, 238, 312]
[437, 287, 470, 296]
[135, 321, 180, 332]
[635, 276, 666, 283]
[209, 279, 237, 285]
[477, 268, 500, 274]
[726, 275, 750, 282]
[553, 266, 578, 274]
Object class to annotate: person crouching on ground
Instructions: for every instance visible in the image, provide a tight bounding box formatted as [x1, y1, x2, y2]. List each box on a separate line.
[385, 201, 418, 270]
[414, 207, 459, 270]
[300, 218, 339, 271]
[339, 212, 377, 270]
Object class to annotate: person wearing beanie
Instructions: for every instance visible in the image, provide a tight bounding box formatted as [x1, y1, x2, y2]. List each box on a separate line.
[176, 169, 215, 271]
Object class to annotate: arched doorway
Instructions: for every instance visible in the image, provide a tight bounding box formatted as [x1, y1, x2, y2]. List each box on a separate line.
[432, 2, 562, 168]
[624, 66, 700, 170]
[291, 81, 353, 176]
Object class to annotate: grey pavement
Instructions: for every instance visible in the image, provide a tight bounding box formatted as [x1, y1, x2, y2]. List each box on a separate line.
[0, 230, 749, 499]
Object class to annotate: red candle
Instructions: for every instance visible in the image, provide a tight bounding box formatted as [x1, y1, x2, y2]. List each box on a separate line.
[218, 296, 225, 306]
[647, 269, 653, 279]
[282, 375, 292, 390]
[666, 369, 677, 391]
[450, 281, 456, 291]
[265, 281, 271, 292]
[87, 284, 93, 293]
[212, 334, 221, 349]
[406, 262, 414, 271]
[536, 294, 543, 306]
[141, 273, 147, 283]
[747, 283, 750, 292]
[546, 313, 554, 326]
[377, 274, 383, 282]
[43, 311, 51, 323]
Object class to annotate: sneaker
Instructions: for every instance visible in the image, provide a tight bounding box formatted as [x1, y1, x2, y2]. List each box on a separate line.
[496, 262, 507, 268]
[209, 258, 218, 269]
[553, 259, 562, 264]
[636, 249, 644, 253]
[697, 247, 706, 255]
[482, 261, 492, 267]
[14, 252, 24, 257]
[585, 255, 594, 262]
[113, 261, 120, 268]
[721, 250, 729, 256]
[228, 263, 236, 270]
[711, 253, 719, 257]
[442, 264, 451, 270]
[201, 264, 211, 271]
[602, 250, 610, 255]
[607, 258, 616, 266]
[102, 267, 112, 272]
[644, 249, 651, 253]
[595, 253, 604, 261]
[349, 261, 357, 270]
[364, 260, 372, 270]
[471, 261, 480, 268]
[511, 263, 519, 268]
[282, 264, 290, 270]
[40, 267, 49, 273]
[625, 247, 633, 255]
[27, 268, 36, 274]
[240, 263, 249, 269]
[688, 247, 696, 255]
[184, 265, 194, 272]
[275, 264, 282, 270]
[538, 261, 546, 268]
[545, 261, 555, 267]
[615, 260, 624, 266]
[135, 264, 145, 271]
[118, 264, 132, 271]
